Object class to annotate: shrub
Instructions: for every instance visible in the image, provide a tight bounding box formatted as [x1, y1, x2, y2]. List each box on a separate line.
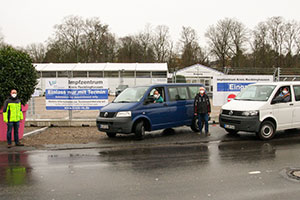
[0, 46, 38, 107]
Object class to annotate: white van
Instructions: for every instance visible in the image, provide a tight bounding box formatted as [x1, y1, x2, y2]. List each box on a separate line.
[219, 82, 300, 140]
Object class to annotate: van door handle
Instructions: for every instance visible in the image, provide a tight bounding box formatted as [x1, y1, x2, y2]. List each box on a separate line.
[290, 103, 294, 106]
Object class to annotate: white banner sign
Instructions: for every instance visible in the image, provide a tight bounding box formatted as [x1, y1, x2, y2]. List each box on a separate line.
[213, 75, 273, 106]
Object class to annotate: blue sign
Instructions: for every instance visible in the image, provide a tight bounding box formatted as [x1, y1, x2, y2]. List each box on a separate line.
[217, 82, 252, 92]
[46, 89, 108, 99]
[46, 89, 108, 110]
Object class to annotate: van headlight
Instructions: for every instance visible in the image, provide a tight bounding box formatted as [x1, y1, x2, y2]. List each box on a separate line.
[242, 110, 259, 116]
[116, 111, 132, 117]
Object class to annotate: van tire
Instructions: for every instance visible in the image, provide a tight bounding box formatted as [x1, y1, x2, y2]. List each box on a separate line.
[191, 116, 199, 132]
[106, 132, 117, 138]
[225, 129, 238, 135]
[191, 116, 203, 132]
[135, 121, 145, 140]
[256, 121, 275, 140]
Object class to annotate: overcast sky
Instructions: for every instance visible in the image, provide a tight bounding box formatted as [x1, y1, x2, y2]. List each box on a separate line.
[1, 0, 300, 47]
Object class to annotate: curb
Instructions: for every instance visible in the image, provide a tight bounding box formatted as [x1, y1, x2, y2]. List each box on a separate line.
[23, 127, 48, 137]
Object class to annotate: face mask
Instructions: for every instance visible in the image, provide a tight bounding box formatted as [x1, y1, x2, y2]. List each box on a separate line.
[11, 94, 17, 98]
[282, 90, 288, 95]
[154, 94, 158, 99]
[200, 91, 204, 94]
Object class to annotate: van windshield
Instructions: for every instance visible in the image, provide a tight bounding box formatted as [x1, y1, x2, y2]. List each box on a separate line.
[114, 87, 148, 103]
[235, 85, 276, 101]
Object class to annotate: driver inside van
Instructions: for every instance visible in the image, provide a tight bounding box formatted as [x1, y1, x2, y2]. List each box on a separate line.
[153, 90, 164, 103]
[274, 87, 291, 102]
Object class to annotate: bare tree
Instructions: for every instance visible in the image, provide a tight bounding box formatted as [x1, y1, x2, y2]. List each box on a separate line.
[252, 22, 268, 51]
[152, 25, 171, 62]
[294, 25, 300, 56]
[116, 35, 144, 62]
[25, 43, 47, 63]
[136, 25, 155, 62]
[267, 17, 286, 55]
[228, 19, 248, 67]
[82, 17, 116, 62]
[52, 15, 84, 62]
[205, 19, 232, 68]
[179, 26, 203, 67]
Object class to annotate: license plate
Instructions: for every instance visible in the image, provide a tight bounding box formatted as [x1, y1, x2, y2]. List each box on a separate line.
[224, 124, 235, 129]
[100, 124, 109, 129]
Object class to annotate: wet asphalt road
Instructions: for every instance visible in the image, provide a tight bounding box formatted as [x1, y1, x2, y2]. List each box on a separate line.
[1, 126, 300, 200]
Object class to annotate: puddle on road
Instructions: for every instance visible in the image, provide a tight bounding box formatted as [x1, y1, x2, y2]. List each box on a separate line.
[0, 152, 32, 186]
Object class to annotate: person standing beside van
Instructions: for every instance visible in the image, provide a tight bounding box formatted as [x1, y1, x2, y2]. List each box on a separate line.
[194, 87, 211, 135]
[3, 89, 24, 148]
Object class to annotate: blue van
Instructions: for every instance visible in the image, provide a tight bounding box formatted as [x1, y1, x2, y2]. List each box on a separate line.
[96, 83, 204, 139]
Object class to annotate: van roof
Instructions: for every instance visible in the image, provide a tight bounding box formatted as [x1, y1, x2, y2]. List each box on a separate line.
[252, 81, 300, 86]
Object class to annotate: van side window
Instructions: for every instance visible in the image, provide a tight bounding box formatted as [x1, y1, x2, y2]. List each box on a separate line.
[168, 87, 189, 101]
[188, 86, 200, 99]
[272, 86, 291, 103]
[293, 85, 300, 101]
[168, 87, 178, 101]
[177, 87, 188, 100]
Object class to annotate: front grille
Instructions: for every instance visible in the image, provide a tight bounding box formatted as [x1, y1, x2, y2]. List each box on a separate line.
[222, 109, 243, 116]
[221, 118, 241, 124]
[100, 112, 116, 118]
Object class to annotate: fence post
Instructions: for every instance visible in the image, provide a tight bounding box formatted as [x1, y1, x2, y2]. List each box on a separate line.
[68, 71, 72, 121]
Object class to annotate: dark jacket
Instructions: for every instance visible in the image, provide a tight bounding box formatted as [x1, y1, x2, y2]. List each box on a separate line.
[3, 96, 23, 123]
[194, 93, 211, 114]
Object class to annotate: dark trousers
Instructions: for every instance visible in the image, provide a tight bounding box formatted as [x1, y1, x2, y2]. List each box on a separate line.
[7, 122, 20, 145]
[197, 113, 209, 133]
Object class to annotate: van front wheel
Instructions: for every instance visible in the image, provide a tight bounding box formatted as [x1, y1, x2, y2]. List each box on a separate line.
[135, 121, 145, 140]
[256, 121, 275, 140]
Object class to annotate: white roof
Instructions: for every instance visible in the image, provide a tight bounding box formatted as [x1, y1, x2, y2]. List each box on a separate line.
[175, 64, 224, 77]
[33, 63, 76, 71]
[34, 63, 168, 72]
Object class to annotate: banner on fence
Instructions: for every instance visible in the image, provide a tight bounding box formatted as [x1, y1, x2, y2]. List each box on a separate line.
[45, 78, 108, 110]
[213, 75, 273, 106]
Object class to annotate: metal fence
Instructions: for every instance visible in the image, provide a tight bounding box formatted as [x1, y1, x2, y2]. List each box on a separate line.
[25, 96, 109, 127]
[25, 67, 300, 126]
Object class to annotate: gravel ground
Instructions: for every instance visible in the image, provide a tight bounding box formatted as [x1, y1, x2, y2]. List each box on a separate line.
[22, 127, 105, 146]
[0, 127, 105, 147]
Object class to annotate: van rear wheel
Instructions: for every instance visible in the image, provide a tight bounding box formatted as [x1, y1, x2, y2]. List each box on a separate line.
[191, 116, 199, 132]
[106, 132, 117, 138]
[191, 116, 204, 132]
[256, 121, 275, 140]
[135, 121, 145, 140]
